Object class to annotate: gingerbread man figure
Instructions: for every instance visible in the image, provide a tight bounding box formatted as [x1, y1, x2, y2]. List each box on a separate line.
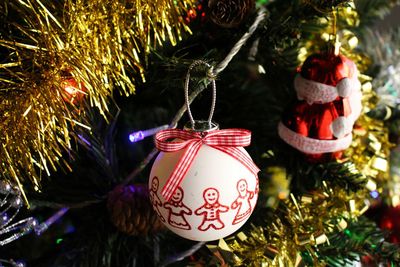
[149, 176, 165, 222]
[231, 179, 255, 225]
[195, 188, 229, 231]
[163, 187, 192, 230]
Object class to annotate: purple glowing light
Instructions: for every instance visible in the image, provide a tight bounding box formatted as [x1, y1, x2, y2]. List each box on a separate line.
[370, 190, 379, 199]
[129, 131, 145, 143]
[129, 124, 169, 143]
[1, 213, 8, 225]
[35, 207, 69, 236]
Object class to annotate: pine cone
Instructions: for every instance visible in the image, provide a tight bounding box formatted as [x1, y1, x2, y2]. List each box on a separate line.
[107, 184, 164, 236]
[208, 0, 255, 28]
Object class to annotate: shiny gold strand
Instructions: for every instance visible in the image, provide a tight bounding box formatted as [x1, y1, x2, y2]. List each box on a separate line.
[345, 78, 392, 185]
[0, 0, 194, 205]
[298, 1, 371, 71]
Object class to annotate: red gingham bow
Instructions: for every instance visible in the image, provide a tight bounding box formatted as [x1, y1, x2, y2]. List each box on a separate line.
[155, 128, 260, 200]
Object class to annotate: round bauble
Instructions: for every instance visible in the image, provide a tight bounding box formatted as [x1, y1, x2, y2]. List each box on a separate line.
[61, 77, 86, 104]
[149, 144, 258, 241]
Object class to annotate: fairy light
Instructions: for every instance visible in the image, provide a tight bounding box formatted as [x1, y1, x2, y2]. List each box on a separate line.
[0, 259, 26, 267]
[34, 207, 69, 236]
[370, 190, 379, 199]
[129, 124, 169, 143]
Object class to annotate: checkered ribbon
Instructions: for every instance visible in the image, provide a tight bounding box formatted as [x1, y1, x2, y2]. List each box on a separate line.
[155, 128, 260, 200]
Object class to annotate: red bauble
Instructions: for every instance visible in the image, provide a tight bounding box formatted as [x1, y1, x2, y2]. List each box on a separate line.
[184, 2, 206, 24]
[278, 53, 362, 162]
[379, 205, 400, 244]
[61, 78, 86, 104]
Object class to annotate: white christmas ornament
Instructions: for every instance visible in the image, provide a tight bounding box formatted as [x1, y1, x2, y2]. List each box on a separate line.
[149, 60, 259, 241]
[149, 142, 259, 241]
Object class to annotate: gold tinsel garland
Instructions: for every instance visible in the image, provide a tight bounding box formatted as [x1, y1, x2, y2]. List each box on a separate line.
[0, 0, 194, 204]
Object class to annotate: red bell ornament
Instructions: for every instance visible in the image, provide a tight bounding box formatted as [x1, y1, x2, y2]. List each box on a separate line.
[278, 53, 362, 162]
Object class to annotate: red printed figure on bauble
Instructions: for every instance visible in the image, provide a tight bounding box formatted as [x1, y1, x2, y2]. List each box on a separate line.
[231, 179, 255, 225]
[149, 176, 165, 222]
[195, 188, 229, 231]
[163, 187, 192, 230]
[278, 52, 362, 162]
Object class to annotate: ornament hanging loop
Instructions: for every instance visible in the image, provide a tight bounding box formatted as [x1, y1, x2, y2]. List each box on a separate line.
[329, 7, 341, 56]
[184, 60, 218, 132]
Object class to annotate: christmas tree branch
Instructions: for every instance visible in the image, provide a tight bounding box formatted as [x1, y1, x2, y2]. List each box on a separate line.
[160, 241, 206, 267]
[123, 147, 159, 185]
[213, 7, 267, 74]
[123, 7, 267, 185]
[317, 216, 400, 266]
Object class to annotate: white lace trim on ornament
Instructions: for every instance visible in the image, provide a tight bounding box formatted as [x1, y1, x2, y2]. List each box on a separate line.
[278, 122, 353, 154]
[294, 74, 361, 105]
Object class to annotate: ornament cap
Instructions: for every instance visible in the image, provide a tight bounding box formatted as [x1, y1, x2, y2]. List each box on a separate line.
[184, 120, 219, 132]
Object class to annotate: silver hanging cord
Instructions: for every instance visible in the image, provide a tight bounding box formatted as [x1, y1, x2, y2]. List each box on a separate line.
[184, 60, 217, 130]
